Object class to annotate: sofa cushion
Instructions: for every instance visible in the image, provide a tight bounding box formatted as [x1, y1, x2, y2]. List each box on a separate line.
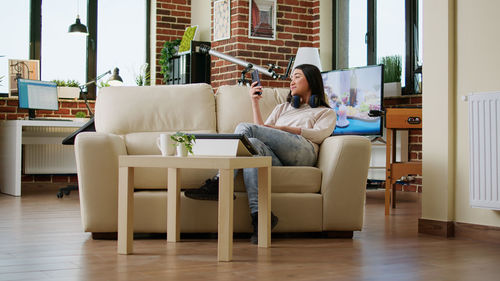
[95, 84, 217, 135]
[270, 166, 321, 193]
[230, 166, 321, 193]
[216, 85, 288, 133]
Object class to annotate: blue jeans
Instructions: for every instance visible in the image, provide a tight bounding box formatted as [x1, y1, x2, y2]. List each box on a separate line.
[234, 123, 317, 214]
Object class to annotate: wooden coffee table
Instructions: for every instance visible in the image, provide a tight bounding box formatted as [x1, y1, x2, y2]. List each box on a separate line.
[117, 155, 272, 262]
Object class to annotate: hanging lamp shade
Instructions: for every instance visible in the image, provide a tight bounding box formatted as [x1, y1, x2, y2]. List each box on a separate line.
[68, 15, 88, 34]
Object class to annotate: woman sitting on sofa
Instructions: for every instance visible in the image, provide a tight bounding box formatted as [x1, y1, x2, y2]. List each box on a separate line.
[185, 64, 337, 244]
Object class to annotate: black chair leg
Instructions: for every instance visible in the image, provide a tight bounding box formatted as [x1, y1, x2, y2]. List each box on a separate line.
[57, 185, 78, 198]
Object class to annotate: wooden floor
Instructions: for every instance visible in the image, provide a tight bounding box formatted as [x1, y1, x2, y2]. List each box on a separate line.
[1, 185, 500, 281]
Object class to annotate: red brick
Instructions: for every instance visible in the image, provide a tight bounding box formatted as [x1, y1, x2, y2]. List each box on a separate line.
[21, 175, 34, 182]
[157, 8, 171, 15]
[0, 106, 16, 113]
[54, 109, 71, 115]
[61, 102, 77, 108]
[69, 175, 79, 183]
[34, 175, 52, 182]
[7, 100, 19, 106]
[53, 175, 70, 183]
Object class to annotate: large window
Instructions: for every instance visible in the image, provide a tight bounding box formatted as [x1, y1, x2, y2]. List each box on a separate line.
[0, 0, 30, 95]
[26, 0, 150, 98]
[376, 0, 405, 87]
[41, 0, 87, 84]
[348, 0, 367, 68]
[334, 0, 422, 94]
[97, 0, 147, 88]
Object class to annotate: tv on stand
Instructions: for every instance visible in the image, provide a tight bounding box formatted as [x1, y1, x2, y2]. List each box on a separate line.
[321, 64, 384, 136]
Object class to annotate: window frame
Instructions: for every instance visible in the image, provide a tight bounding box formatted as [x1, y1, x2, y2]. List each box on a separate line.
[332, 0, 421, 95]
[29, 0, 151, 99]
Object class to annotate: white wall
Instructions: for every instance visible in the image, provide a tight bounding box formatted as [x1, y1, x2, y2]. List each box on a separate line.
[454, 0, 500, 226]
[320, 0, 333, 71]
[191, 0, 211, 42]
[421, 0, 455, 222]
[423, 0, 500, 226]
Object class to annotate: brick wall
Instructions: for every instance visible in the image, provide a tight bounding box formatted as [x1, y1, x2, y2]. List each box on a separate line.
[154, 0, 192, 84]
[0, 98, 94, 120]
[384, 95, 423, 192]
[0, 97, 94, 184]
[209, 0, 320, 90]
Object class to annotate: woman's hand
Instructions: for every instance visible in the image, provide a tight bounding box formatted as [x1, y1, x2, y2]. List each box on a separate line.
[249, 81, 263, 103]
[250, 81, 264, 125]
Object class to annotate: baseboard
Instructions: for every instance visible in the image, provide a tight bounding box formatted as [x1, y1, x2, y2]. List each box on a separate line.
[455, 222, 500, 244]
[418, 218, 454, 237]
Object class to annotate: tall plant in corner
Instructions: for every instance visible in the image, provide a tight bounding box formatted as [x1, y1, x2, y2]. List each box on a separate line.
[159, 39, 181, 84]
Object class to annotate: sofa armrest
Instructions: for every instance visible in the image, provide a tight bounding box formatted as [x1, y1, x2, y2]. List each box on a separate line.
[317, 136, 371, 231]
[75, 132, 127, 232]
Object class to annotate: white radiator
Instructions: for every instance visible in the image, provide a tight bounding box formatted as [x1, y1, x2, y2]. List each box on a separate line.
[23, 126, 77, 174]
[468, 92, 500, 210]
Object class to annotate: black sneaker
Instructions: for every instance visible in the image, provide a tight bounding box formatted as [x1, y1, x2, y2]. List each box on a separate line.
[250, 212, 279, 244]
[184, 177, 236, 201]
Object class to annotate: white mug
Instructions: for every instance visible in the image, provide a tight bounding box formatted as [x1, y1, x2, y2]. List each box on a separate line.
[156, 133, 175, 156]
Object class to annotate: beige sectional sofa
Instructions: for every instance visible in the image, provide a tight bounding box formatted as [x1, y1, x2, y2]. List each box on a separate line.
[75, 83, 371, 238]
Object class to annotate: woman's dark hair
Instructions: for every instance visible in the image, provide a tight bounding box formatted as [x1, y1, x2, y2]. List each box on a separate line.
[287, 64, 330, 108]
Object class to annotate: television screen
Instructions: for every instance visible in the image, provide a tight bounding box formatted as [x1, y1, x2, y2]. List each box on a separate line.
[321, 64, 384, 136]
[17, 79, 58, 111]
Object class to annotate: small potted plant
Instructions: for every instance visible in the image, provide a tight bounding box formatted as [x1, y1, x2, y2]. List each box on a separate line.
[52, 79, 81, 99]
[170, 132, 196, 157]
[380, 55, 402, 97]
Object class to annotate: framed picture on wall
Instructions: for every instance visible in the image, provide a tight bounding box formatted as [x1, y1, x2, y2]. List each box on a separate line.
[213, 0, 230, 41]
[8, 59, 40, 98]
[249, 0, 276, 40]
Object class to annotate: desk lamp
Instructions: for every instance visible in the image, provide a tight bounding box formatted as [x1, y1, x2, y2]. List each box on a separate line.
[81, 68, 123, 117]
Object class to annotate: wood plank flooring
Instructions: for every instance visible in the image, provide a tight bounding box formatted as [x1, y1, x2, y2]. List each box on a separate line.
[1, 184, 500, 281]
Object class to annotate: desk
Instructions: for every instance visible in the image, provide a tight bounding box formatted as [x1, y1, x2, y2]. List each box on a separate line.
[385, 108, 422, 215]
[0, 119, 87, 196]
[117, 155, 272, 262]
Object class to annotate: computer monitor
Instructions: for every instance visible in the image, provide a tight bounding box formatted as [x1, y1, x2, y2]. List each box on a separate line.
[321, 64, 384, 136]
[17, 79, 59, 119]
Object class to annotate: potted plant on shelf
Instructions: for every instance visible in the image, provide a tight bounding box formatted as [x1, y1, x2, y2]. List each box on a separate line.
[380, 55, 402, 97]
[52, 79, 81, 99]
[159, 39, 181, 84]
[170, 132, 196, 157]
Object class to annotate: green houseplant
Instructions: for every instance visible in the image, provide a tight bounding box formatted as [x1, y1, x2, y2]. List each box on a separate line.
[381, 55, 402, 83]
[159, 39, 181, 83]
[380, 55, 402, 97]
[52, 79, 81, 99]
[135, 63, 151, 86]
[170, 132, 196, 156]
